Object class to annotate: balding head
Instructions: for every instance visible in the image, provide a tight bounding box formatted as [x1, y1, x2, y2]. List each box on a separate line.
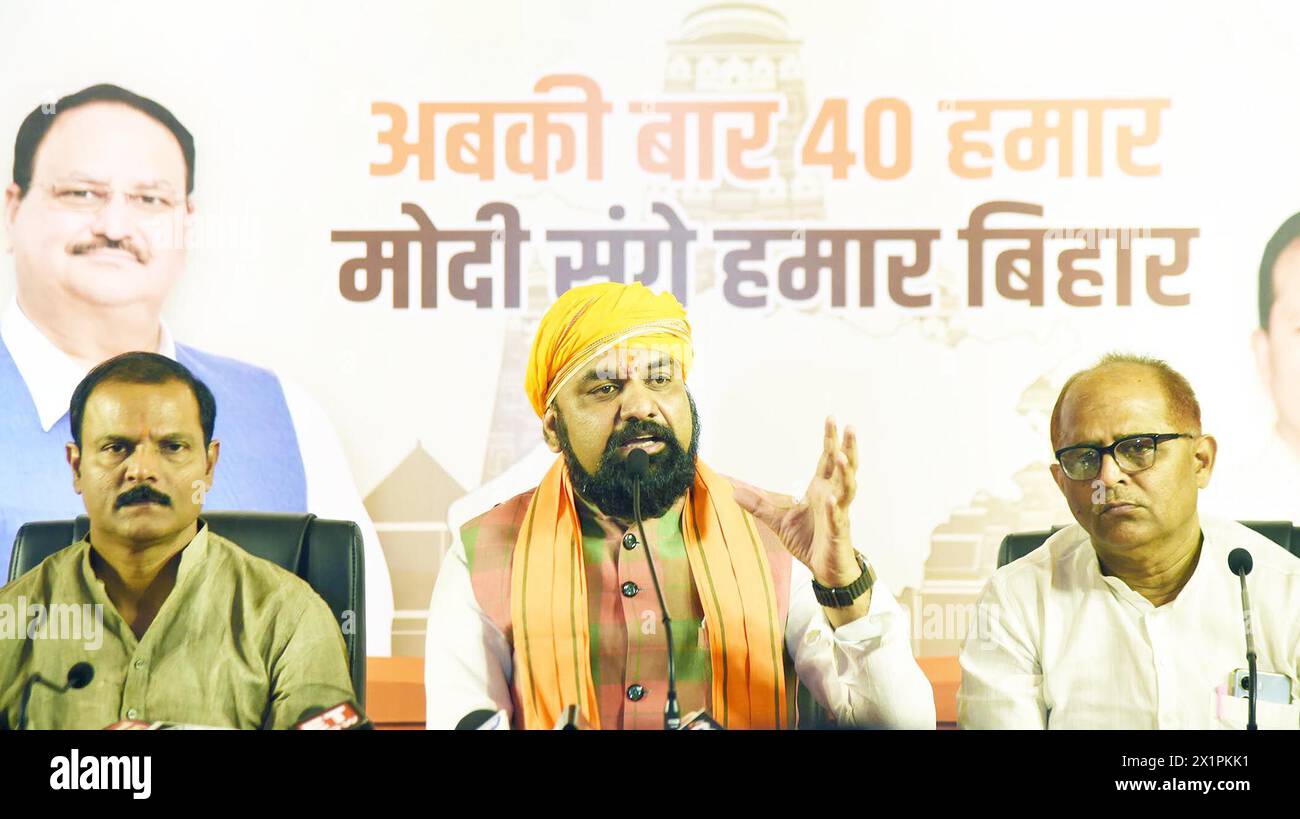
[1050, 353, 1201, 450]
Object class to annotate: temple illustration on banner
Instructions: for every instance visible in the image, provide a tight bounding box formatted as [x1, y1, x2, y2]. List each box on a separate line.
[661, 2, 823, 220]
[897, 375, 1073, 657]
[658, 1, 825, 293]
[363, 443, 466, 656]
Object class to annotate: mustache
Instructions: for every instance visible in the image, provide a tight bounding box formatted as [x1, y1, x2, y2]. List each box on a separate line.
[68, 236, 148, 264]
[1099, 495, 1142, 505]
[114, 484, 172, 510]
[606, 419, 676, 454]
[1094, 497, 1144, 511]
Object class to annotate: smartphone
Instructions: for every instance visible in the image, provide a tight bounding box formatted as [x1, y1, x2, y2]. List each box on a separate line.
[1231, 669, 1293, 705]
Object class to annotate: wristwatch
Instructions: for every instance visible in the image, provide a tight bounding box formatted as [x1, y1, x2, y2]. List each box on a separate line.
[811, 552, 876, 608]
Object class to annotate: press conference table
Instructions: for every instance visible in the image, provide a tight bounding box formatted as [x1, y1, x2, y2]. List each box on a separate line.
[366, 655, 962, 729]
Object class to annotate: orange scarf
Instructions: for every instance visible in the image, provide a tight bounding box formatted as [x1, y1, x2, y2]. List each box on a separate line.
[510, 457, 788, 730]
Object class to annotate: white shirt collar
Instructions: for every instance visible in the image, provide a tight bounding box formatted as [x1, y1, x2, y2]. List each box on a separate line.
[0, 297, 177, 432]
[1076, 516, 1231, 612]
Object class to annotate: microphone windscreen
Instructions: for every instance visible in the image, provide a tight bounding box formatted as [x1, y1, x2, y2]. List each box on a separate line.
[294, 701, 370, 730]
[455, 709, 500, 730]
[1228, 548, 1253, 577]
[627, 447, 649, 479]
[66, 662, 94, 690]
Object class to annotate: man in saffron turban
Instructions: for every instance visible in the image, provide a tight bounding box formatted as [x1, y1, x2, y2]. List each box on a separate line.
[425, 283, 935, 729]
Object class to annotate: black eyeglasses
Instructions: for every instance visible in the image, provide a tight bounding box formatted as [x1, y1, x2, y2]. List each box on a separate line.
[1054, 433, 1193, 481]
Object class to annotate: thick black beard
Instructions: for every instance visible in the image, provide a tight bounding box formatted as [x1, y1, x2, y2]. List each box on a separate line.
[557, 393, 700, 522]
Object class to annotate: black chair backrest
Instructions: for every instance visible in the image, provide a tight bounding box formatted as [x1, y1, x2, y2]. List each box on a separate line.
[997, 521, 1300, 568]
[9, 512, 366, 705]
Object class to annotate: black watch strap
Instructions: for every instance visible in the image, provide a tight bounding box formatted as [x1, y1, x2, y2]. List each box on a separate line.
[811, 553, 875, 608]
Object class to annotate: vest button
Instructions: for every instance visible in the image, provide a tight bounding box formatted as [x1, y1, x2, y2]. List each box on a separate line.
[626, 684, 646, 702]
[622, 533, 638, 550]
[621, 581, 640, 598]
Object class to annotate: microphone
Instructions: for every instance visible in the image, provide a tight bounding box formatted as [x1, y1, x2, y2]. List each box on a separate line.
[552, 704, 581, 730]
[679, 708, 725, 730]
[17, 661, 95, 730]
[292, 700, 372, 730]
[455, 709, 508, 730]
[627, 447, 681, 730]
[1227, 548, 1256, 731]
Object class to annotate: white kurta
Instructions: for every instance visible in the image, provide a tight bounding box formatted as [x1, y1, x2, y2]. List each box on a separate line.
[958, 516, 1300, 729]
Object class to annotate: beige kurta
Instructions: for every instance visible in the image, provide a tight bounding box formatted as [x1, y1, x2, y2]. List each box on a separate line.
[0, 524, 354, 729]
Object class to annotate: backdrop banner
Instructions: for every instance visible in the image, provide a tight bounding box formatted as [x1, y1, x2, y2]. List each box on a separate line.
[3, 0, 1297, 657]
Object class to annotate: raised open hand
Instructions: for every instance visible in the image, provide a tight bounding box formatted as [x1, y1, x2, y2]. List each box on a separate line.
[732, 417, 860, 587]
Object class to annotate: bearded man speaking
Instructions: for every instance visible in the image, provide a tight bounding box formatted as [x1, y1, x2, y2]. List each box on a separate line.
[424, 283, 934, 730]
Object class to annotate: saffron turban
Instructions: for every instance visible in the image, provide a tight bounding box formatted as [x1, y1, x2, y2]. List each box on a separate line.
[524, 282, 693, 417]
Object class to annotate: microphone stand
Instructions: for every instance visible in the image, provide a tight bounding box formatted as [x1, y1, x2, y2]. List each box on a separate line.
[17, 662, 95, 730]
[1229, 548, 1257, 731]
[1237, 568, 1257, 732]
